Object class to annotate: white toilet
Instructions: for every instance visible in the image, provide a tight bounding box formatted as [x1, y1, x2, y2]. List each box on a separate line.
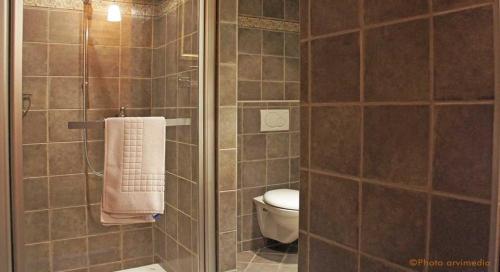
[253, 189, 299, 244]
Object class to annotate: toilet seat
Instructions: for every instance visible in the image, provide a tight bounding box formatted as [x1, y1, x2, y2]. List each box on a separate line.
[263, 189, 299, 211]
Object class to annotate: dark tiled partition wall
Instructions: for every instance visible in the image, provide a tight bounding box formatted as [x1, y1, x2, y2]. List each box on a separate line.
[21, 0, 200, 271]
[300, 0, 496, 271]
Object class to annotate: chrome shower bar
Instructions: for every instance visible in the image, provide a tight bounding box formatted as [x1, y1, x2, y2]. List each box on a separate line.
[67, 118, 192, 129]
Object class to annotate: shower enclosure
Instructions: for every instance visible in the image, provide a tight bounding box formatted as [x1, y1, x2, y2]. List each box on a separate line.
[1, 0, 216, 271]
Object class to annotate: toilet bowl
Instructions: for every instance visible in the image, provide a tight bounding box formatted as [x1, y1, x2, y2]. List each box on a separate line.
[253, 189, 299, 244]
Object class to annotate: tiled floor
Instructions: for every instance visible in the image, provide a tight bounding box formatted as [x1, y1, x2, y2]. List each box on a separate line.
[237, 243, 298, 272]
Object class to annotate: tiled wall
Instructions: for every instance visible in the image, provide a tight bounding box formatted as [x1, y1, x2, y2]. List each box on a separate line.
[300, 0, 496, 271]
[235, 0, 300, 253]
[236, 102, 300, 252]
[21, 0, 200, 271]
[216, 0, 300, 270]
[150, 0, 200, 271]
[216, 0, 239, 268]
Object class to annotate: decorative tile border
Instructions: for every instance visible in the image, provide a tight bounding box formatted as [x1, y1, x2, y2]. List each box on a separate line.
[23, 0, 157, 16]
[155, 0, 189, 15]
[238, 16, 299, 33]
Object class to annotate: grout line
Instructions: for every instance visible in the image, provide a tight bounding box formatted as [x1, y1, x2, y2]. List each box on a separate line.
[46, 10, 54, 272]
[300, 100, 495, 107]
[357, 0, 365, 270]
[424, 0, 435, 270]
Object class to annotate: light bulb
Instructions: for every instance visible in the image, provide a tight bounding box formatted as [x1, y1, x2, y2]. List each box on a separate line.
[107, 4, 121, 22]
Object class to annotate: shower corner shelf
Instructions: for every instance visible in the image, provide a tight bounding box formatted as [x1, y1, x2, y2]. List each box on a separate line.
[67, 118, 192, 129]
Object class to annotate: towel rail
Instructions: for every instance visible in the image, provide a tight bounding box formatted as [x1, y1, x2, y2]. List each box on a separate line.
[67, 118, 191, 129]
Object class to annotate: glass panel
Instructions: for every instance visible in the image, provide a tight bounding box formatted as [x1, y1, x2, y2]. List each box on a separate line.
[20, 0, 201, 271]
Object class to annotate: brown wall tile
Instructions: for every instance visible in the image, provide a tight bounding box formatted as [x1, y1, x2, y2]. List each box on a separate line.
[311, 33, 360, 102]
[89, 233, 121, 265]
[48, 110, 82, 142]
[88, 78, 119, 109]
[24, 211, 49, 243]
[49, 10, 81, 44]
[263, 56, 284, 81]
[433, 0, 491, 12]
[310, 0, 358, 36]
[300, 43, 308, 103]
[220, 0, 237, 22]
[122, 16, 153, 47]
[23, 111, 48, 144]
[25, 243, 50, 272]
[48, 142, 84, 175]
[121, 47, 152, 77]
[88, 13, 120, 46]
[433, 105, 493, 199]
[238, 81, 261, 100]
[364, 19, 430, 102]
[267, 158, 290, 185]
[285, 0, 299, 21]
[50, 207, 87, 239]
[49, 77, 82, 109]
[263, 0, 285, 19]
[52, 238, 88, 271]
[121, 78, 152, 108]
[310, 106, 361, 176]
[219, 231, 237, 271]
[360, 256, 407, 272]
[361, 184, 427, 268]
[310, 173, 358, 248]
[429, 196, 490, 269]
[23, 77, 47, 110]
[239, 54, 262, 80]
[49, 44, 81, 76]
[263, 31, 284, 56]
[434, 6, 494, 101]
[49, 175, 86, 208]
[23, 178, 49, 211]
[363, 106, 429, 186]
[220, 23, 237, 64]
[23, 144, 47, 178]
[23, 8, 48, 42]
[123, 229, 153, 259]
[239, 28, 262, 54]
[219, 191, 238, 232]
[240, 161, 266, 188]
[309, 237, 358, 272]
[23, 43, 48, 76]
[219, 149, 238, 191]
[242, 134, 266, 160]
[239, 0, 263, 16]
[364, 0, 428, 24]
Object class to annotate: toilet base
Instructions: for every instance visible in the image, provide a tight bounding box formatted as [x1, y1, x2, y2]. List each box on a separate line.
[253, 196, 299, 244]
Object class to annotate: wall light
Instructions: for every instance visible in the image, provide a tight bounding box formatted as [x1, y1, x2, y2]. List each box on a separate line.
[107, 3, 121, 22]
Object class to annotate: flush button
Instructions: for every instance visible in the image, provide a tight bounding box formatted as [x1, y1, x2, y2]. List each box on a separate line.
[260, 109, 289, 132]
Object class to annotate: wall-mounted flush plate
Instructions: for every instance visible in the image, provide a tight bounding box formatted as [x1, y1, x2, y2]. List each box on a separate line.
[260, 109, 289, 132]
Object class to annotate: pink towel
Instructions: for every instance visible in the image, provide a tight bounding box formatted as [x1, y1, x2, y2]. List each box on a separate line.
[101, 117, 166, 225]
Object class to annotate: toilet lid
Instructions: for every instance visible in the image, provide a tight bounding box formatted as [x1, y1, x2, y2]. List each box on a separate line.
[263, 189, 299, 210]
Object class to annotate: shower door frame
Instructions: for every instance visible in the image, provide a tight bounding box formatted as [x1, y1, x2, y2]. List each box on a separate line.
[0, 0, 13, 271]
[7, 0, 25, 271]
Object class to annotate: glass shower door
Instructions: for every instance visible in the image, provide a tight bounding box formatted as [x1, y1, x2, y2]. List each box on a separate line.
[15, 0, 206, 271]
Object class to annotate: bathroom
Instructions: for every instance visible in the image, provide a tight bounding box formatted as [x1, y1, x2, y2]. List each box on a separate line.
[0, 0, 500, 271]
